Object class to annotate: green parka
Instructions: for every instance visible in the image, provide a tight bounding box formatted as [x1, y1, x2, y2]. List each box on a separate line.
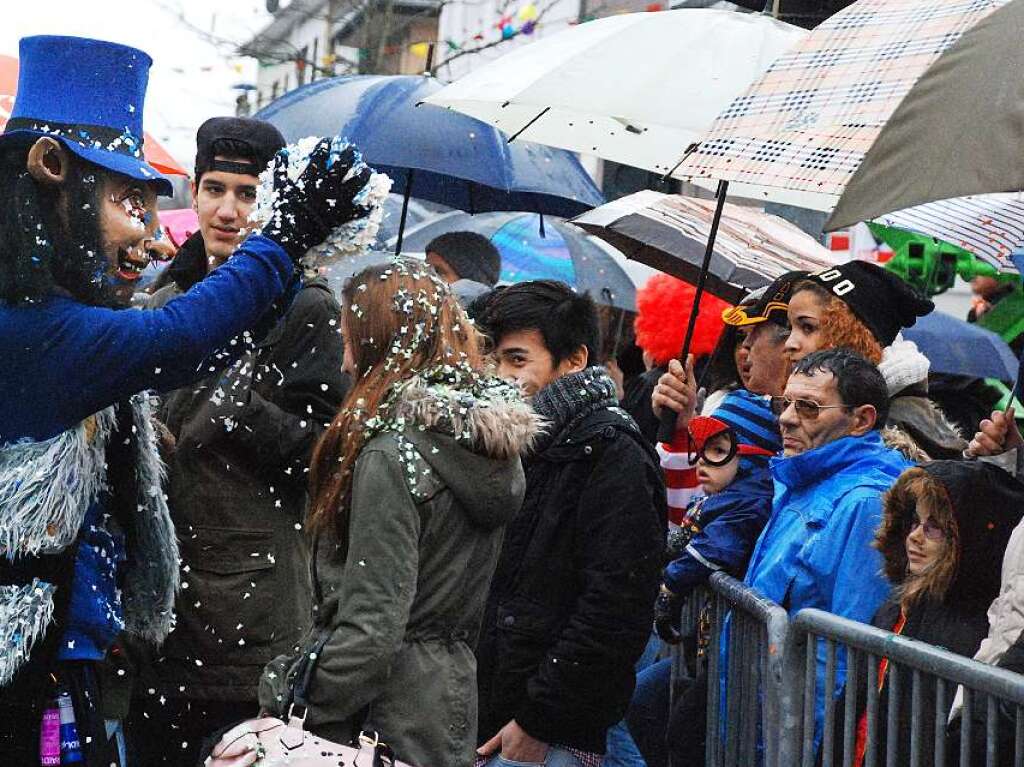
[259, 374, 538, 767]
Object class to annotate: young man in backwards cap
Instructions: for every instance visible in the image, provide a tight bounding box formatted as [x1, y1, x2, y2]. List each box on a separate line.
[128, 116, 349, 766]
[0, 36, 378, 765]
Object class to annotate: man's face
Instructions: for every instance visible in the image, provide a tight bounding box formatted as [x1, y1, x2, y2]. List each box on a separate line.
[193, 160, 259, 265]
[777, 370, 857, 456]
[494, 329, 584, 396]
[97, 173, 159, 300]
[426, 251, 459, 284]
[742, 322, 791, 396]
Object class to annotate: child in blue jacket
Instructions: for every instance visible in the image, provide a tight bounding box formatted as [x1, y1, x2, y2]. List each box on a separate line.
[658, 389, 780, 624]
[627, 390, 779, 767]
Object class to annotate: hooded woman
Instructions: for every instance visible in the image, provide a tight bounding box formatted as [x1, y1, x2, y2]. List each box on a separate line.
[848, 461, 1024, 767]
[784, 262, 965, 460]
[246, 259, 539, 767]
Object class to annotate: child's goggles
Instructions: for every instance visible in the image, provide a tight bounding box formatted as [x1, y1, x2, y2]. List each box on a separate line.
[687, 416, 776, 467]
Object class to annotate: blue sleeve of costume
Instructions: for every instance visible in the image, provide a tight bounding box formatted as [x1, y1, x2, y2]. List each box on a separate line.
[663, 491, 772, 593]
[3, 236, 293, 441]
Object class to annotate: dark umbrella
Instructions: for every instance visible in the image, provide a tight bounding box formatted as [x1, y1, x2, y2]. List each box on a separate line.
[254, 75, 604, 252]
[571, 190, 839, 303]
[397, 211, 637, 310]
[905, 311, 1019, 383]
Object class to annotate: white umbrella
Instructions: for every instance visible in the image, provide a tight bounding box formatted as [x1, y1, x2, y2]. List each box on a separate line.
[422, 10, 805, 175]
[875, 193, 1024, 273]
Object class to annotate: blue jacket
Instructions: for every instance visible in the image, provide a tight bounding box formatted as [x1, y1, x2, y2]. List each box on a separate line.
[0, 236, 292, 671]
[744, 431, 909, 754]
[0, 235, 292, 443]
[664, 462, 773, 594]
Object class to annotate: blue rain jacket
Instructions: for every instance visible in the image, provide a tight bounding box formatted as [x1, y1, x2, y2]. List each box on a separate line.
[739, 431, 909, 756]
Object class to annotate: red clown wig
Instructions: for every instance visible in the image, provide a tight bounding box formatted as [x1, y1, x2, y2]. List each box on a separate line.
[634, 274, 731, 367]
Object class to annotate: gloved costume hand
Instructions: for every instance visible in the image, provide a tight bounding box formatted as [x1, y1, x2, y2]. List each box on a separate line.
[260, 137, 373, 262]
[654, 587, 683, 645]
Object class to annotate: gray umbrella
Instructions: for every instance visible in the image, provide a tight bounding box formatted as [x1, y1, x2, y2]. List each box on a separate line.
[395, 211, 637, 310]
[827, 0, 1024, 230]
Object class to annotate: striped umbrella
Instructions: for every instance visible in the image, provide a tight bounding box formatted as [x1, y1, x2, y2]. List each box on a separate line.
[571, 190, 842, 303]
[674, 0, 1010, 212]
[874, 194, 1024, 273]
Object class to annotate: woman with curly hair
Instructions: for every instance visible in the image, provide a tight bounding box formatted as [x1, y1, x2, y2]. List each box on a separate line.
[838, 462, 1024, 767]
[242, 259, 540, 767]
[784, 261, 965, 459]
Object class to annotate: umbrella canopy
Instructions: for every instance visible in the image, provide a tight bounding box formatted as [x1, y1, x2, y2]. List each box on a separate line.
[829, 0, 1024, 229]
[873, 193, 1024, 273]
[0, 53, 187, 177]
[423, 10, 804, 175]
[571, 189, 840, 303]
[674, 0, 1009, 212]
[396, 211, 637, 310]
[904, 310, 1019, 381]
[254, 74, 604, 218]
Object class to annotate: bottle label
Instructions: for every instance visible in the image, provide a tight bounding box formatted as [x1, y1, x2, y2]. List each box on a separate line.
[38, 707, 61, 766]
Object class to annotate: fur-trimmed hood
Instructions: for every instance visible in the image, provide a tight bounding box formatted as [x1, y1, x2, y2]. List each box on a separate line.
[387, 373, 541, 531]
[391, 374, 541, 461]
[876, 461, 1024, 608]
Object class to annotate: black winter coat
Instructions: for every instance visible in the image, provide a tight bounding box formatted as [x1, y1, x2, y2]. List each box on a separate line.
[140, 272, 347, 702]
[475, 407, 667, 753]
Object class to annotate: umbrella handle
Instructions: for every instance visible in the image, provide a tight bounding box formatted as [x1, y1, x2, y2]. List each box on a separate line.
[656, 179, 730, 445]
[395, 168, 415, 255]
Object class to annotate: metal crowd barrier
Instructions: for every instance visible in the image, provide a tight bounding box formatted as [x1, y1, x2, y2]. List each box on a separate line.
[701, 571, 790, 767]
[778, 608, 1024, 767]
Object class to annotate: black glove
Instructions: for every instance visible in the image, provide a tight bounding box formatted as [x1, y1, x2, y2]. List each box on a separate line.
[654, 588, 683, 645]
[665, 526, 690, 564]
[261, 137, 373, 262]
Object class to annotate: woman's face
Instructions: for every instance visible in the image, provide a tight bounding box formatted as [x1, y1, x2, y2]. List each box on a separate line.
[905, 508, 947, 575]
[785, 290, 825, 363]
[734, 331, 752, 389]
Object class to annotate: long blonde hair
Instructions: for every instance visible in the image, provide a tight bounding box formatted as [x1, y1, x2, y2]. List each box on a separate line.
[308, 259, 484, 534]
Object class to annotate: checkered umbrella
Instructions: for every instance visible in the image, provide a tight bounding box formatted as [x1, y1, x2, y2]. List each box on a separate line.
[875, 193, 1024, 273]
[674, 0, 1011, 212]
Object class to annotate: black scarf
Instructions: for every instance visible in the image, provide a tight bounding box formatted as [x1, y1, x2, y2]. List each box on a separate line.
[530, 366, 618, 453]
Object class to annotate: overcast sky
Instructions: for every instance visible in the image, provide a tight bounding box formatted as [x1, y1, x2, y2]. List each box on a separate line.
[0, 0, 278, 170]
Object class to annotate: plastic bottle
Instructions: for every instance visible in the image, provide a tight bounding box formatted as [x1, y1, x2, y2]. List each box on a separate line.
[38, 697, 60, 767]
[56, 687, 83, 764]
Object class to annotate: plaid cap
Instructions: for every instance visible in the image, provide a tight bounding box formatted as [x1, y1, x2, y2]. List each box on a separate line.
[721, 270, 809, 328]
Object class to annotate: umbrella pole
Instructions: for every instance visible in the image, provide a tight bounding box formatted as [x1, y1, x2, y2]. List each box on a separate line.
[395, 168, 415, 255]
[656, 179, 730, 444]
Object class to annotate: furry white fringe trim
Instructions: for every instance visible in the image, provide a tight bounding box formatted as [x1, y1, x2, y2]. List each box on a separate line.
[0, 407, 115, 557]
[0, 579, 55, 687]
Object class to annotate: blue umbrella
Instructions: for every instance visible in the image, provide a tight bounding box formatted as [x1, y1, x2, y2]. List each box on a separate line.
[904, 311, 1018, 382]
[254, 75, 604, 250]
[397, 211, 636, 311]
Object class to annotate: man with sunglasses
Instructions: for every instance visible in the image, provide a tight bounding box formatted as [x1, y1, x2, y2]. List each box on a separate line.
[743, 347, 910, 756]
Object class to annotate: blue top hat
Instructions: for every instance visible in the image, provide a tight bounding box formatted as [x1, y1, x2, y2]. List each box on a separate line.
[0, 36, 172, 195]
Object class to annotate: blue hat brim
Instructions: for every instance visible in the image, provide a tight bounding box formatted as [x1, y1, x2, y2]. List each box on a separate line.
[0, 129, 174, 196]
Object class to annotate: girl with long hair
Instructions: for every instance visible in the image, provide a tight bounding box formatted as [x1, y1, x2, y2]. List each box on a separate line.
[843, 462, 1024, 767]
[256, 259, 539, 767]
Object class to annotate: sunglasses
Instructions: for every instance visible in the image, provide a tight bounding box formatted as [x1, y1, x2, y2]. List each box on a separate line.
[909, 517, 946, 542]
[770, 396, 852, 420]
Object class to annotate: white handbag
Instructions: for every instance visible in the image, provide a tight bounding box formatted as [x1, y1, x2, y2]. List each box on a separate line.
[205, 709, 415, 767]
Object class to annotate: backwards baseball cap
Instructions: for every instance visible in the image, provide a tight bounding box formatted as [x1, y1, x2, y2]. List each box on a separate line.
[721, 270, 809, 328]
[194, 117, 286, 180]
[688, 389, 781, 465]
[803, 261, 934, 347]
[0, 36, 172, 196]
